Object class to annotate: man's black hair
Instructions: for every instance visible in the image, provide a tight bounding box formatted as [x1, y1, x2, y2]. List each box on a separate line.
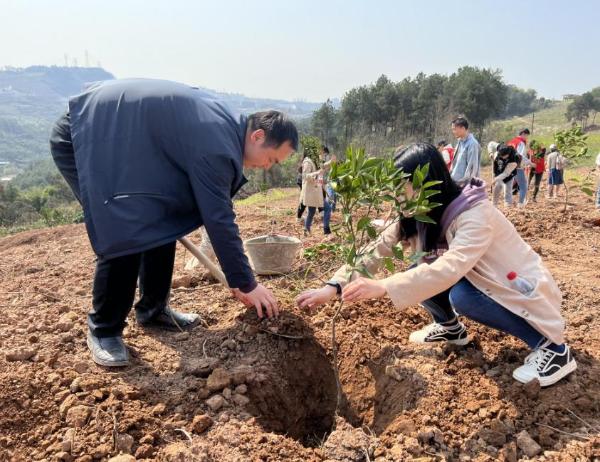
[248, 111, 299, 151]
[519, 128, 531, 135]
[322, 145, 330, 154]
[451, 117, 469, 129]
[437, 140, 447, 147]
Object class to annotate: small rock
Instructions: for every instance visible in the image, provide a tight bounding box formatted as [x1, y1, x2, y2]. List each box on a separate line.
[56, 319, 74, 332]
[172, 275, 193, 288]
[207, 368, 231, 392]
[65, 405, 91, 428]
[93, 443, 111, 459]
[234, 384, 247, 394]
[135, 444, 154, 459]
[59, 395, 79, 418]
[72, 361, 88, 374]
[206, 394, 225, 411]
[182, 357, 219, 378]
[107, 455, 136, 462]
[70, 378, 82, 393]
[139, 434, 154, 445]
[232, 394, 250, 406]
[56, 451, 73, 461]
[173, 332, 190, 341]
[115, 433, 134, 454]
[191, 414, 213, 434]
[152, 403, 166, 416]
[394, 416, 416, 435]
[5, 347, 37, 361]
[221, 339, 237, 350]
[230, 365, 253, 385]
[479, 428, 507, 447]
[62, 428, 76, 453]
[516, 430, 542, 458]
[523, 379, 540, 399]
[222, 388, 232, 400]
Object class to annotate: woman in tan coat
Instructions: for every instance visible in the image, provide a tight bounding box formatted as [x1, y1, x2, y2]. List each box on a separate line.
[297, 143, 576, 387]
[299, 153, 326, 235]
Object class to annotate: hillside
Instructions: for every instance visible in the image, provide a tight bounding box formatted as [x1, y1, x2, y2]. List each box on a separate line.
[488, 101, 600, 159]
[0, 66, 320, 172]
[0, 185, 599, 460]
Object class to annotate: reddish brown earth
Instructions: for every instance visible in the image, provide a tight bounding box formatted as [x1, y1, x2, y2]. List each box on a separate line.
[1, 179, 599, 461]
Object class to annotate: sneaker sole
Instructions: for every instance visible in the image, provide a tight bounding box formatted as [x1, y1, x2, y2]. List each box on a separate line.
[87, 336, 130, 367]
[408, 334, 470, 346]
[512, 359, 577, 387]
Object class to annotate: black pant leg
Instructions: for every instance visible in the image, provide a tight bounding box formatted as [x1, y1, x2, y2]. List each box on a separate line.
[297, 203, 306, 219]
[135, 241, 177, 323]
[89, 253, 142, 337]
[50, 112, 81, 203]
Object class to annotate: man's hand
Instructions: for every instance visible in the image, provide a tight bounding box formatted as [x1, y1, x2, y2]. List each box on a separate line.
[342, 277, 387, 303]
[296, 285, 338, 312]
[231, 284, 279, 319]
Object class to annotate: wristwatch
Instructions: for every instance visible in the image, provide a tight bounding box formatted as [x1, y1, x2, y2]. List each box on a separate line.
[326, 281, 342, 296]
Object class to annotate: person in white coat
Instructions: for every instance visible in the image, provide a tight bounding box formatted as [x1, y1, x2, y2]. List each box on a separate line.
[297, 143, 576, 387]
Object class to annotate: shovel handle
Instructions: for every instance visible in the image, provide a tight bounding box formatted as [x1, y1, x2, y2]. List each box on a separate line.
[178, 236, 229, 288]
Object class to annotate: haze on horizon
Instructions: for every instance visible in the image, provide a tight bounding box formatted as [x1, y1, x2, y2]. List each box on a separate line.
[1, 0, 598, 102]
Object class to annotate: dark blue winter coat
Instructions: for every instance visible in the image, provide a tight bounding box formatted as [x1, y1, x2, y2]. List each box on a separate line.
[68, 78, 255, 291]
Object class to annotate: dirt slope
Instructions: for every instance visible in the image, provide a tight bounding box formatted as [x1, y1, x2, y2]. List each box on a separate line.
[0, 183, 599, 462]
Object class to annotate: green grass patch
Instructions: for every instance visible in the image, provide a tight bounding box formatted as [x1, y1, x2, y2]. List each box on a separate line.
[235, 188, 296, 206]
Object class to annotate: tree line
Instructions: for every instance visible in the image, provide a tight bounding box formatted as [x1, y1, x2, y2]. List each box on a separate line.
[310, 66, 550, 154]
[566, 87, 600, 130]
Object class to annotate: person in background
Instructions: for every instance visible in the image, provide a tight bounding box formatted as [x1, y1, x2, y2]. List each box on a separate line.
[437, 140, 455, 170]
[547, 144, 567, 198]
[492, 144, 518, 207]
[322, 146, 338, 213]
[297, 143, 576, 387]
[450, 117, 481, 185]
[595, 152, 600, 209]
[296, 152, 309, 222]
[300, 149, 329, 235]
[507, 128, 535, 208]
[528, 143, 546, 202]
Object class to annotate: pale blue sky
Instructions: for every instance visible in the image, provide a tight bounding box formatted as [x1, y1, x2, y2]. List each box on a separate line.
[1, 0, 598, 101]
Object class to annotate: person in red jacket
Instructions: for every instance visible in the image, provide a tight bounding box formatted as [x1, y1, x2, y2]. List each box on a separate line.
[507, 129, 534, 207]
[437, 140, 455, 170]
[528, 143, 546, 202]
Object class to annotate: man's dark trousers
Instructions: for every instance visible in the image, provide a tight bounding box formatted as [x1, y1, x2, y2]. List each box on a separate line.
[50, 113, 174, 338]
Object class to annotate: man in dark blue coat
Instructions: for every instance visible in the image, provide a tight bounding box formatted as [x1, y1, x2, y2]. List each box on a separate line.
[50, 79, 298, 367]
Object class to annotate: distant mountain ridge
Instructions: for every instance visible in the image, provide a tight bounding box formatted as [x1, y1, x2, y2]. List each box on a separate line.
[0, 66, 320, 167]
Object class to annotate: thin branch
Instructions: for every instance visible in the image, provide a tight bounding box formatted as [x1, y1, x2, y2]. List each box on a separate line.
[535, 423, 591, 440]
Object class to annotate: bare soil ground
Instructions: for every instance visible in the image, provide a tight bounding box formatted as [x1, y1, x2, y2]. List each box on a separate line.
[1, 178, 599, 461]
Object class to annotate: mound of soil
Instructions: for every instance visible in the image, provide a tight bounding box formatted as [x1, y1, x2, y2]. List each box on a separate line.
[1, 174, 599, 461]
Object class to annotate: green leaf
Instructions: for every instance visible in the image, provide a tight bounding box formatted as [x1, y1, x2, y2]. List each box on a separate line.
[415, 214, 437, 224]
[383, 257, 395, 273]
[392, 245, 404, 260]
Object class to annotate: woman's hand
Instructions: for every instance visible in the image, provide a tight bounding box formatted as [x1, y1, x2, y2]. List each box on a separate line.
[296, 285, 338, 311]
[342, 277, 387, 303]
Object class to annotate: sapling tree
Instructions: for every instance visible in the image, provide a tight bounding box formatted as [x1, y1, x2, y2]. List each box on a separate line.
[553, 126, 590, 212]
[326, 146, 440, 414]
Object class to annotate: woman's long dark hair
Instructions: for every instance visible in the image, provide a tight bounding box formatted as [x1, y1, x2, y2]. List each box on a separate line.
[394, 142, 463, 252]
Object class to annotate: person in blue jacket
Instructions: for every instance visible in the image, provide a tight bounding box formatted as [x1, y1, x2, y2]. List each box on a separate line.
[49, 78, 298, 367]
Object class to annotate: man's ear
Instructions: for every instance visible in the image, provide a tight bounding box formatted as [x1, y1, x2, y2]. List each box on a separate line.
[250, 129, 266, 143]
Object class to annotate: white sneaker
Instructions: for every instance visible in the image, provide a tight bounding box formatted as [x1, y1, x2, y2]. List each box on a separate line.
[513, 343, 577, 387]
[409, 321, 469, 345]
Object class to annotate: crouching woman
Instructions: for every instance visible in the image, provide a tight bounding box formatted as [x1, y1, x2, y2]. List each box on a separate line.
[296, 143, 576, 387]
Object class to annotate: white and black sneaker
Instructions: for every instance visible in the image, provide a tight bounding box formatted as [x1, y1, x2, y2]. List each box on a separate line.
[512, 343, 577, 387]
[409, 321, 469, 345]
